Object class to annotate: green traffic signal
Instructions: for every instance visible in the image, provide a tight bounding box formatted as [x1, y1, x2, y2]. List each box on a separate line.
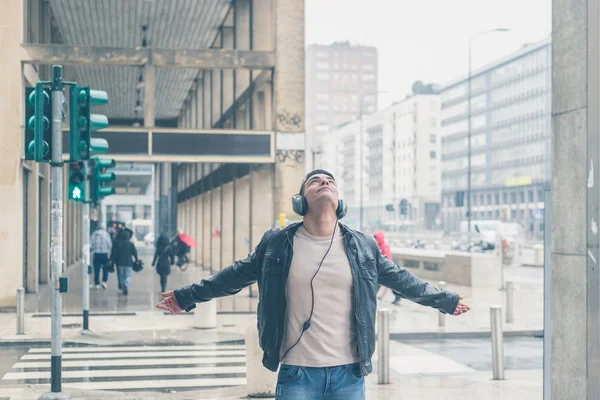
[68, 161, 86, 202]
[69, 86, 109, 162]
[90, 158, 116, 203]
[24, 85, 52, 162]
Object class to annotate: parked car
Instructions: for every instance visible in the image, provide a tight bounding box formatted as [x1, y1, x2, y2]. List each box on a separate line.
[144, 232, 155, 247]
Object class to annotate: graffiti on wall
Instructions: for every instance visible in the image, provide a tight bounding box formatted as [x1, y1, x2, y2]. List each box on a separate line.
[277, 110, 303, 129]
[276, 150, 304, 164]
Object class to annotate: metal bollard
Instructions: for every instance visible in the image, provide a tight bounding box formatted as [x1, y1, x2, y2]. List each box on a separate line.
[506, 280, 514, 323]
[438, 281, 446, 327]
[16, 287, 25, 335]
[490, 306, 505, 380]
[377, 309, 390, 384]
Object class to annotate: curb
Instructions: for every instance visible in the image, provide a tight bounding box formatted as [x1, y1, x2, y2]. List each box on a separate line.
[391, 329, 543, 341]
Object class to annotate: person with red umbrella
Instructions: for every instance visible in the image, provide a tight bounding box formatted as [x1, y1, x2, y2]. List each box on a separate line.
[173, 232, 196, 268]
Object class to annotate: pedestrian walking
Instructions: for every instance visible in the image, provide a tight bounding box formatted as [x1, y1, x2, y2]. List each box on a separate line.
[152, 231, 174, 293]
[158, 169, 470, 400]
[374, 231, 401, 305]
[110, 228, 138, 296]
[90, 224, 112, 289]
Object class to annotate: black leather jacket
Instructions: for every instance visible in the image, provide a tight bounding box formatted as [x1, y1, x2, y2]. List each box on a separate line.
[174, 222, 460, 376]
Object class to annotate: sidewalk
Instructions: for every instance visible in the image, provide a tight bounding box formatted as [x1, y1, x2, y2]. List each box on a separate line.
[0, 247, 543, 399]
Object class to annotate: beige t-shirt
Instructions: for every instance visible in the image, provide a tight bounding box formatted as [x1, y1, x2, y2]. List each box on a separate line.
[279, 225, 359, 367]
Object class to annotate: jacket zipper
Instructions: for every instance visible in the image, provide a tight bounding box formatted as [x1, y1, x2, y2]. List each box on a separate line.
[347, 238, 364, 375]
[278, 231, 294, 363]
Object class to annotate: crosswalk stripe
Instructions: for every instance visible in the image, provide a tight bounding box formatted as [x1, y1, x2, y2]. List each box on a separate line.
[13, 356, 246, 369]
[21, 350, 246, 360]
[62, 377, 247, 391]
[2, 365, 247, 380]
[27, 344, 244, 353]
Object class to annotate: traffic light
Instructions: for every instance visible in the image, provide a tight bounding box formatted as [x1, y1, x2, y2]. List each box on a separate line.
[68, 161, 86, 202]
[70, 86, 109, 161]
[24, 84, 52, 162]
[90, 158, 116, 204]
[400, 199, 408, 215]
[385, 204, 394, 212]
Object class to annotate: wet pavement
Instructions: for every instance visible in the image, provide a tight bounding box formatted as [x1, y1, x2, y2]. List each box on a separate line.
[400, 337, 543, 371]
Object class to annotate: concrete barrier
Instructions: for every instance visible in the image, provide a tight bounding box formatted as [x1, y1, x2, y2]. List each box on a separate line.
[192, 300, 217, 329]
[246, 320, 277, 397]
[391, 248, 501, 287]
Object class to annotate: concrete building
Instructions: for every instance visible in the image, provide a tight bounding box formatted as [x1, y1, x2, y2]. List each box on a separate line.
[320, 92, 441, 232]
[0, 0, 306, 305]
[305, 41, 378, 169]
[439, 37, 551, 240]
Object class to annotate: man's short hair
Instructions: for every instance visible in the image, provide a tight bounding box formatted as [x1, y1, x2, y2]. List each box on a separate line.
[299, 169, 336, 196]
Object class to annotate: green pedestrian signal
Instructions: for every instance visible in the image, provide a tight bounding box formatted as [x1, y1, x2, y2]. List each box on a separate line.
[70, 86, 109, 162]
[24, 84, 52, 162]
[90, 158, 116, 204]
[68, 161, 86, 202]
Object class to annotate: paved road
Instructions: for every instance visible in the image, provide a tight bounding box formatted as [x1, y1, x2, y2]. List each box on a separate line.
[400, 337, 543, 371]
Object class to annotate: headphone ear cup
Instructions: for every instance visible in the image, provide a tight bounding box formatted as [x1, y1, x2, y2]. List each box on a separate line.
[292, 194, 307, 216]
[336, 200, 348, 219]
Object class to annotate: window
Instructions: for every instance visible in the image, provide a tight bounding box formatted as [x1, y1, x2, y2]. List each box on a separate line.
[529, 190, 534, 202]
[495, 193, 500, 205]
[520, 191, 525, 203]
[362, 74, 376, 81]
[430, 151, 436, 159]
[430, 118, 437, 127]
[510, 192, 517, 203]
[316, 72, 329, 80]
[143, 205, 152, 219]
[363, 64, 376, 71]
[316, 62, 330, 69]
[430, 134, 436, 144]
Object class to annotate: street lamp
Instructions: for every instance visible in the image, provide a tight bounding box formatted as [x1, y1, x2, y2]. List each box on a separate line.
[359, 90, 388, 232]
[467, 28, 509, 244]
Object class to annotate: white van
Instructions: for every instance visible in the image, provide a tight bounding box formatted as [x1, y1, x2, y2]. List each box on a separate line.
[460, 220, 502, 249]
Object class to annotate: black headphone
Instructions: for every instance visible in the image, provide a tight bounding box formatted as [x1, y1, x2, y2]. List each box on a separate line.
[291, 193, 348, 219]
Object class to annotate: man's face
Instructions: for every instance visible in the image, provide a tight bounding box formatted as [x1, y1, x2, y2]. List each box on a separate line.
[303, 174, 338, 210]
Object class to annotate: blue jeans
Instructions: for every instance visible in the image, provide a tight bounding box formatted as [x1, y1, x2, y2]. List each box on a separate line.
[118, 266, 133, 289]
[276, 363, 365, 400]
[92, 253, 110, 285]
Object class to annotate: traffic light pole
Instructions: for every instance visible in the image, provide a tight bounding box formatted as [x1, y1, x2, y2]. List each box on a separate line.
[82, 162, 91, 332]
[41, 66, 70, 400]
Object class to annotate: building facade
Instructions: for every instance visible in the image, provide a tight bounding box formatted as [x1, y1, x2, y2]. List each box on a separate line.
[320, 93, 441, 233]
[305, 41, 378, 169]
[440, 38, 551, 240]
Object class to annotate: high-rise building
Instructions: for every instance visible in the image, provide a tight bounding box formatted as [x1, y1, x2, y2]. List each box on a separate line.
[320, 91, 441, 233]
[439, 37, 551, 240]
[306, 41, 378, 169]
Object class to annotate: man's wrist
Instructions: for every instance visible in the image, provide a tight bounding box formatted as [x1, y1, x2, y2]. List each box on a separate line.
[174, 285, 197, 312]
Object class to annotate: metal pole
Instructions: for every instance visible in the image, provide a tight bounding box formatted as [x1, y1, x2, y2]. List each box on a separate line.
[467, 39, 472, 246]
[506, 280, 514, 323]
[377, 308, 390, 384]
[16, 287, 25, 335]
[48, 65, 67, 397]
[359, 102, 364, 232]
[82, 164, 90, 332]
[490, 305, 505, 380]
[438, 281, 446, 327]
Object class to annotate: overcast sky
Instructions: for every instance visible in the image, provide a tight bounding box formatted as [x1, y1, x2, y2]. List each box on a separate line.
[305, 0, 551, 106]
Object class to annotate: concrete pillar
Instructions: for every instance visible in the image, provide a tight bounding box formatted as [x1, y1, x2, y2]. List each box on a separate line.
[203, 192, 211, 269]
[193, 300, 217, 329]
[203, 72, 211, 128]
[212, 69, 221, 126]
[272, 0, 306, 218]
[551, 0, 595, 398]
[246, 318, 277, 396]
[144, 64, 156, 128]
[222, 26, 235, 118]
[212, 185, 222, 272]
[222, 182, 234, 269]
[252, 166, 274, 246]
[235, 175, 251, 261]
[235, 0, 252, 98]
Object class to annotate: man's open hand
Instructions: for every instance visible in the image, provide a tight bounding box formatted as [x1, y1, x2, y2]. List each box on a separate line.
[156, 290, 183, 314]
[453, 296, 471, 316]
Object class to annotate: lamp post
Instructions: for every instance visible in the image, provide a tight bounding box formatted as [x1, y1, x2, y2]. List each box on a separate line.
[467, 28, 509, 244]
[359, 91, 388, 232]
